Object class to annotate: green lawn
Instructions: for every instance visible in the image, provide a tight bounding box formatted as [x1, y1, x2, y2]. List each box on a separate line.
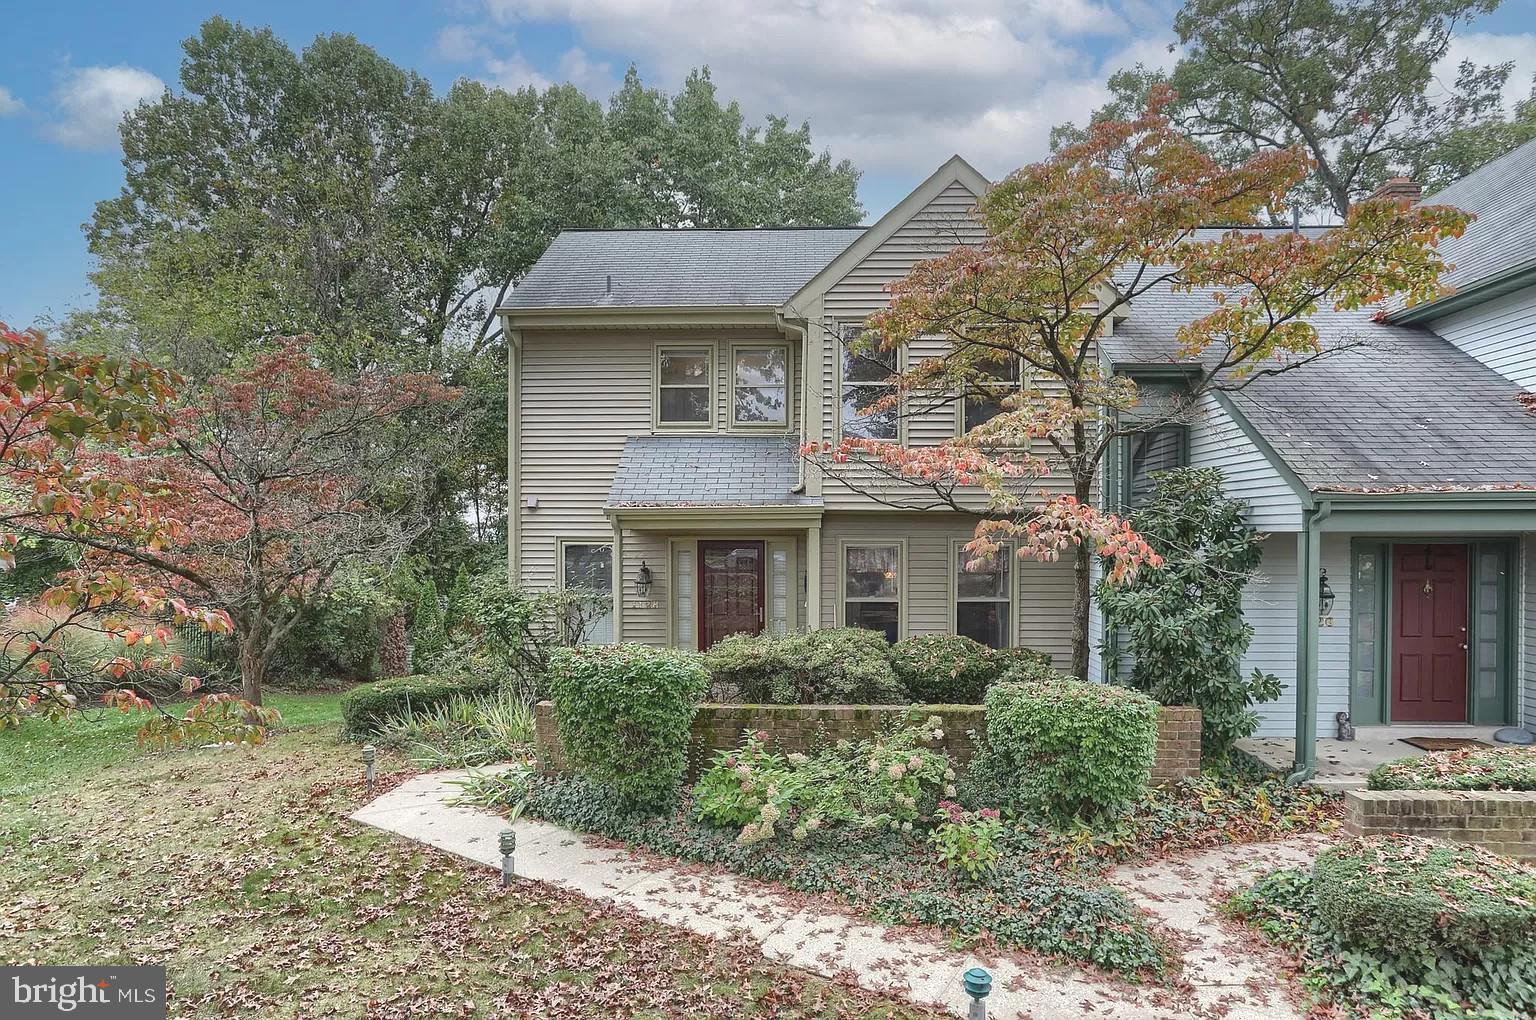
[0, 691, 348, 799]
[0, 696, 939, 1019]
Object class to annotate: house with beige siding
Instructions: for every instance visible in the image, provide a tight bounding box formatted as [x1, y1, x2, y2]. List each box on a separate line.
[500, 144, 1536, 779]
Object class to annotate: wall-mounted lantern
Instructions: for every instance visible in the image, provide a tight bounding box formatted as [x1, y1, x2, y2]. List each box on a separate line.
[1318, 567, 1335, 619]
[635, 561, 653, 599]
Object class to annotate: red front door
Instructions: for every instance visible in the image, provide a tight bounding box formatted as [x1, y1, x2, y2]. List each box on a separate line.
[1391, 544, 1469, 723]
[698, 541, 765, 649]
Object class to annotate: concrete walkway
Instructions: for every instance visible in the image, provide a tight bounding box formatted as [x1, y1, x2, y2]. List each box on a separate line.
[1239, 726, 1506, 791]
[351, 770, 1328, 1020]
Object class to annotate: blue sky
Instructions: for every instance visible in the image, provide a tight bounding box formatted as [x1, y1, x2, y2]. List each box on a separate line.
[3, 0, 1535, 329]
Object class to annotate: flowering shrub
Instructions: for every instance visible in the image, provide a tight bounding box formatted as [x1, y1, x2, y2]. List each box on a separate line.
[691, 715, 956, 844]
[693, 730, 803, 829]
[931, 801, 1003, 880]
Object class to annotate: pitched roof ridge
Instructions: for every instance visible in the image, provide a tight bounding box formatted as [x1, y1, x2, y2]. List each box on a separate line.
[555, 225, 868, 233]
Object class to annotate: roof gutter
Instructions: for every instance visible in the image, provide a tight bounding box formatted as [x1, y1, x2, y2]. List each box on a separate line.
[1386, 258, 1536, 324]
[499, 304, 781, 330]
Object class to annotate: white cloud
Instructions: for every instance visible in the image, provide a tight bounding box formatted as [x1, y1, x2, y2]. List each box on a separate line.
[1435, 31, 1536, 110]
[435, 24, 489, 64]
[43, 65, 164, 151]
[453, 0, 1178, 180]
[0, 86, 23, 117]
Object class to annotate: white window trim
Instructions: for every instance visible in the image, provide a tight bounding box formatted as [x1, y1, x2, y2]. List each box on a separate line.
[653, 343, 715, 431]
[954, 354, 1026, 439]
[949, 537, 1017, 648]
[836, 537, 907, 640]
[728, 341, 793, 431]
[556, 537, 615, 644]
[835, 323, 904, 445]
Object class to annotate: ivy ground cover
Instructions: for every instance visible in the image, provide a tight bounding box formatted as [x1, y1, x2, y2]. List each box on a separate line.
[470, 763, 1340, 980]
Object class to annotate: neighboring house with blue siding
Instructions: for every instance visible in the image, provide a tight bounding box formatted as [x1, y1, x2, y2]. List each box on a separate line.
[501, 142, 1536, 780]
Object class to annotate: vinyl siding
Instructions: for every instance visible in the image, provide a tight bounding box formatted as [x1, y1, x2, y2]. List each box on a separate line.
[1188, 392, 1305, 532]
[516, 327, 795, 597]
[1240, 533, 1350, 737]
[824, 181, 986, 321]
[812, 179, 1074, 512]
[1429, 282, 1536, 389]
[615, 532, 807, 649]
[816, 511, 1077, 666]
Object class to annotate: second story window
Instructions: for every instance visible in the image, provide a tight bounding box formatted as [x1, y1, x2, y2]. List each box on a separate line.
[840, 326, 898, 441]
[657, 346, 712, 427]
[963, 352, 1022, 434]
[1124, 426, 1186, 507]
[732, 345, 788, 426]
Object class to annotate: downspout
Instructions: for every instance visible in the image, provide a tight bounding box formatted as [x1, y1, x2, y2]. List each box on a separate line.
[1288, 499, 1331, 784]
[777, 311, 810, 493]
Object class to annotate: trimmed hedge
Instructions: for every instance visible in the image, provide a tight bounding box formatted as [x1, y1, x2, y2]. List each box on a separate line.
[1367, 746, 1536, 791]
[703, 627, 905, 704]
[340, 672, 499, 736]
[707, 628, 1049, 705]
[978, 675, 1159, 822]
[547, 643, 709, 811]
[1312, 835, 1536, 958]
[891, 634, 995, 703]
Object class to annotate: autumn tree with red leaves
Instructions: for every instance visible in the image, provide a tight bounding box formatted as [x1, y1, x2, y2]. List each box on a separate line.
[63, 340, 462, 706]
[807, 90, 1471, 681]
[0, 322, 269, 742]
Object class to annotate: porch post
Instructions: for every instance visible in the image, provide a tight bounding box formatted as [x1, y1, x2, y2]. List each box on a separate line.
[806, 523, 822, 630]
[1292, 511, 1325, 780]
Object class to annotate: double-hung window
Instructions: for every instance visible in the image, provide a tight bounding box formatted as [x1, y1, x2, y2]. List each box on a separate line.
[732, 345, 788, 427]
[657, 346, 712, 427]
[559, 541, 614, 644]
[839, 326, 898, 441]
[962, 352, 1022, 434]
[843, 542, 901, 642]
[955, 543, 1011, 649]
[1123, 426, 1185, 508]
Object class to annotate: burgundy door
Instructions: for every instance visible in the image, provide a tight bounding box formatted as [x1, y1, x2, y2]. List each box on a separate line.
[698, 541, 765, 649]
[1391, 544, 1469, 723]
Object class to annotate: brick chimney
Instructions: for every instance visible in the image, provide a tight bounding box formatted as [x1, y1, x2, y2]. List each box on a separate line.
[1367, 177, 1422, 205]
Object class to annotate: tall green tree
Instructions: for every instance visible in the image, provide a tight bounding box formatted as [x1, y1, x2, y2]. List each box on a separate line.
[80, 19, 861, 373]
[1055, 0, 1526, 215]
[76, 18, 863, 561]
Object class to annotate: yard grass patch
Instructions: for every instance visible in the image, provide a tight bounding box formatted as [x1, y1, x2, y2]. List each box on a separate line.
[0, 715, 938, 1019]
[0, 692, 347, 799]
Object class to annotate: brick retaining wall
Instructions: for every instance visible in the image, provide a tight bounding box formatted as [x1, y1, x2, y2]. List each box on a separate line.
[1341, 789, 1536, 858]
[533, 702, 1202, 785]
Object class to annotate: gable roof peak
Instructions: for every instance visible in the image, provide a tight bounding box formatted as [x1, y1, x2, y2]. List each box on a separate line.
[782, 154, 991, 312]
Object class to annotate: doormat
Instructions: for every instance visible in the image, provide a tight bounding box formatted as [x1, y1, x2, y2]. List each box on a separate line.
[1399, 736, 1492, 752]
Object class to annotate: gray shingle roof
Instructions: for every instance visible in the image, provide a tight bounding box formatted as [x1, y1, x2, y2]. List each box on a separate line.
[503, 228, 866, 310]
[607, 435, 819, 508]
[1419, 137, 1536, 296]
[1104, 278, 1536, 491]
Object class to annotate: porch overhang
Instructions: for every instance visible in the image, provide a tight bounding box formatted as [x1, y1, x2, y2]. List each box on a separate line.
[1312, 490, 1536, 534]
[604, 504, 825, 531]
[1291, 489, 1536, 782]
